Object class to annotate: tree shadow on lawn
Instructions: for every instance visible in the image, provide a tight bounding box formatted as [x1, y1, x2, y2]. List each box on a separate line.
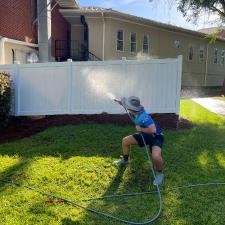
[0, 160, 30, 194]
[0, 123, 225, 224]
[0, 124, 129, 159]
[61, 159, 159, 225]
[60, 123, 225, 225]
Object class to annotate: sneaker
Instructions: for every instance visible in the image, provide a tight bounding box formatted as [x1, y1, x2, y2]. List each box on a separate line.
[153, 172, 164, 186]
[113, 158, 128, 167]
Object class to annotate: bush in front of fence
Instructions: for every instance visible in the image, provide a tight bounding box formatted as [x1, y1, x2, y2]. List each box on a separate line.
[0, 72, 11, 130]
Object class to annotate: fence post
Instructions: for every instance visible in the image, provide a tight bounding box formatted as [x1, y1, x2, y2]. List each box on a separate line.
[15, 63, 20, 116]
[175, 55, 183, 114]
[67, 59, 73, 114]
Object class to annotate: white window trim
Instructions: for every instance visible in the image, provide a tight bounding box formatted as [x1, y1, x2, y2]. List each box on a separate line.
[142, 34, 149, 54]
[188, 44, 194, 61]
[199, 46, 204, 64]
[130, 32, 137, 53]
[213, 48, 219, 64]
[174, 40, 180, 49]
[220, 49, 225, 65]
[116, 30, 124, 52]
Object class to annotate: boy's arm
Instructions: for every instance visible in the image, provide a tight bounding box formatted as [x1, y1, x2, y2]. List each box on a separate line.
[136, 124, 156, 134]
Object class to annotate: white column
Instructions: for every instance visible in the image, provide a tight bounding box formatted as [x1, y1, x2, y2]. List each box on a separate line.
[37, 0, 51, 62]
[0, 37, 5, 64]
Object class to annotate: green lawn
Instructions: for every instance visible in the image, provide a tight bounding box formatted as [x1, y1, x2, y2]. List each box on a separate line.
[214, 96, 225, 101]
[0, 100, 225, 225]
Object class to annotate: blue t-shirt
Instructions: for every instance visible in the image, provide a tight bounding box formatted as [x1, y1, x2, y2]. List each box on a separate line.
[129, 111, 162, 134]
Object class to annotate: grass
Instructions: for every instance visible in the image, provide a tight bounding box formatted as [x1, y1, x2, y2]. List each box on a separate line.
[0, 100, 225, 225]
[214, 96, 225, 101]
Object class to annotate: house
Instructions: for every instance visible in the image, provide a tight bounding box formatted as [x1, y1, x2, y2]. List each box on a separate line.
[0, 0, 224, 87]
[60, 7, 225, 87]
[0, 0, 79, 64]
[198, 27, 225, 39]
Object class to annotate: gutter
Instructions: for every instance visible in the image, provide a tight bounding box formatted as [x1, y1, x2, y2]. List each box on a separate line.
[3, 37, 38, 48]
[60, 9, 225, 43]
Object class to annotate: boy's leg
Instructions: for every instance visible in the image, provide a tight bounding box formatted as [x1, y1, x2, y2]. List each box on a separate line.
[114, 135, 138, 166]
[151, 146, 163, 171]
[122, 135, 138, 156]
[151, 146, 164, 185]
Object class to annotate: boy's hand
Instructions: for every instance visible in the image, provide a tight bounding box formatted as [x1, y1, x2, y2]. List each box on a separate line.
[136, 125, 142, 132]
[114, 99, 123, 105]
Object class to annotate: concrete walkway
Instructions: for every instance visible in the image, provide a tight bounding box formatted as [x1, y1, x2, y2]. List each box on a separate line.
[192, 97, 225, 117]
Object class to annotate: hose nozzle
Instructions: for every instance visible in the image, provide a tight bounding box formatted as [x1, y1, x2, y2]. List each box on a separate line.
[113, 98, 120, 103]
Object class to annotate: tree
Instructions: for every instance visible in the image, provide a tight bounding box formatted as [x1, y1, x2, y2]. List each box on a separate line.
[175, 0, 225, 92]
[176, 0, 225, 24]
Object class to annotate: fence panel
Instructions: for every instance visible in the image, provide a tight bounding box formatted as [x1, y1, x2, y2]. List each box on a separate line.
[0, 56, 182, 116]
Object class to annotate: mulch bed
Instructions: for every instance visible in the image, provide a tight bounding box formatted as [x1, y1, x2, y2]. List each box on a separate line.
[0, 114, 193, 144]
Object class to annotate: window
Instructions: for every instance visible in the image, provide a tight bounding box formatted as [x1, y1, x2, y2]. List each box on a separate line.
[188, 45, 194, 61]
[221, 50, 225, 65]
[130, 32, 137, 52]
[117, 30, 124, 51]
[213, 48, 218, 64]
[199, 46, 204, 64]
[143, 34, 149, 54]
[174, 40, 180, 49]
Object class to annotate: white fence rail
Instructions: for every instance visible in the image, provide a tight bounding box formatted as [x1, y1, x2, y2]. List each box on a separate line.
[0, 56, 182, 116]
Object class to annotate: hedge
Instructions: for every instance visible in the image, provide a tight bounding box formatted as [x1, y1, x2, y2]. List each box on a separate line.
[0, 72, 11, 130]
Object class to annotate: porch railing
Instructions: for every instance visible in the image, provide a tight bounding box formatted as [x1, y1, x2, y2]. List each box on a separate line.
[55, 40, 101, 61]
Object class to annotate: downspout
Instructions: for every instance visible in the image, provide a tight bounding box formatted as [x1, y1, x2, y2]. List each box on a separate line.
[0, 36, 6, 64]
[80, 15, 89, 60]
[204, 42, 209, 86]
[101, 12, 105, 61]
[12, 49, 15, 64]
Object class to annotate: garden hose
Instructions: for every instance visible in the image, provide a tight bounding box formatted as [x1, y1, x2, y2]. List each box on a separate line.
[1, 104, 225, 224]
[119, 104, 163, 224]
[0, 133, 162, 225]
[0, 105, 163, 225]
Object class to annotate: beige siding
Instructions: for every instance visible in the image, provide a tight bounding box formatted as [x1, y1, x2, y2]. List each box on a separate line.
[4, 42, 37, 64]
[91, 17, 225, 87]
[86, 17, 103, 59]
[68, 15, 225, 86]
[71, 24, 84, 58]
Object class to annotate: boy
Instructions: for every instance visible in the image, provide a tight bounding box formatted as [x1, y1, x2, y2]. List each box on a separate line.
[114, 96, 164, 186]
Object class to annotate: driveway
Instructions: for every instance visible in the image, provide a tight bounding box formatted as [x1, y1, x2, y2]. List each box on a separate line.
[192, 97, 225, 117]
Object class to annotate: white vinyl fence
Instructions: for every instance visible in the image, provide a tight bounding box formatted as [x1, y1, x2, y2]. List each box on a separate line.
[0, 56, 182, 116]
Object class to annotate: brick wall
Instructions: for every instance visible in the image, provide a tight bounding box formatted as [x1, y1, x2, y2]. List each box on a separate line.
[51, 2, 70, 58]
[0, 0, 71, 59]
[0, 0, 37, 43]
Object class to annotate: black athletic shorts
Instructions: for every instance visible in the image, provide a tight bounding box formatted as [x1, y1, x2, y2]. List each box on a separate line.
[133, 132, 164, 149]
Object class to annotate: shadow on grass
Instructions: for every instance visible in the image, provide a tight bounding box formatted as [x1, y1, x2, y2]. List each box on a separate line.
[59, 123, 225, 225]
[0, 124, 131, 159]
[0, 160, 30, 194]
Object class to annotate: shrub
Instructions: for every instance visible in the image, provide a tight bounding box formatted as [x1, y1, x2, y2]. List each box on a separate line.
[0, 72, 12, 130]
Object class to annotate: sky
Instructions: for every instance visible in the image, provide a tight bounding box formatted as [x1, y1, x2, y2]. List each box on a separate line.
[79, 0, 220, 31]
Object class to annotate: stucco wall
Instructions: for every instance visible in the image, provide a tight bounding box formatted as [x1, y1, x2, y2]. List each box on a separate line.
[86, 17, 103, 60]
[4, 42, 37, 64]
[86, 16, 225, 87]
